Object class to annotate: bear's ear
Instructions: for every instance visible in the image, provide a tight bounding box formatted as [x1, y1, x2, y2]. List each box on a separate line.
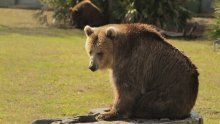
[84, 25, 93, 37]
[106, 27, 117, 39]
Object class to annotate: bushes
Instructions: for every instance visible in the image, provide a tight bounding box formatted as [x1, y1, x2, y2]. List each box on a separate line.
[212, 9, 220, 38]
[211, 0, 220, 38]
[110, 0, 192, 31]
[36, 0, 193, 30]
[34, 0, 74, 26]
[110, 0, 139, 23]
[205, 0, 220, 39]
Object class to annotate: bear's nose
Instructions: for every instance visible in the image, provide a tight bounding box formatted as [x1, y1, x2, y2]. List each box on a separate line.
[89, 65, 97, 72]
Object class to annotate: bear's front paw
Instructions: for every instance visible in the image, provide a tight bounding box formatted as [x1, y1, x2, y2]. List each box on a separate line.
[96, 112, 117, 121]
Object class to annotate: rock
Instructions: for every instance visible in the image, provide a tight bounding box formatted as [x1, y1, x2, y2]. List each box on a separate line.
[32, 108, 203, 124]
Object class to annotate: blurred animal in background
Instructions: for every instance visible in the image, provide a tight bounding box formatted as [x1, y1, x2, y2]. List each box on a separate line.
[69, 0, 106, 29]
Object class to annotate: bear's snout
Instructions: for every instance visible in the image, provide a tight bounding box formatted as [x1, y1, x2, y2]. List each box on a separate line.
[89, 64, 97, 72]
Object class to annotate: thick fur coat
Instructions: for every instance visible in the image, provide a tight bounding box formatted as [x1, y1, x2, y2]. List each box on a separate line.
[84, 24, 199, 120]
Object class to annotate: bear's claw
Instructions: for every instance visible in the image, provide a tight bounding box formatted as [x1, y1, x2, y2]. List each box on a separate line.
[95, 112, 116, 121]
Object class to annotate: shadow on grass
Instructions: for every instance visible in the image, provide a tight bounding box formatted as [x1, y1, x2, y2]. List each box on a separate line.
[0, 25, 84, 38]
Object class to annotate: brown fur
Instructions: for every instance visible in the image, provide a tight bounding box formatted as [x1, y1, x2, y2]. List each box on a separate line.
[84, 24, 199, 120]
[69, 0, 106, 29]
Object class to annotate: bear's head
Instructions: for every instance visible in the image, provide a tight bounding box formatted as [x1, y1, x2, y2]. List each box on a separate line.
[69, 0, 91, 20]
[69, 7, 81, 25]
[84, 25, 117, 72]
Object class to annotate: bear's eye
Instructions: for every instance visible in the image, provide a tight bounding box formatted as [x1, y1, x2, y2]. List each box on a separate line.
[97, 52, 103, 57]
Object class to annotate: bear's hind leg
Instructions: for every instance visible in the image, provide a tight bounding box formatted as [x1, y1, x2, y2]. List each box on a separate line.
[134, 94, 189, 119]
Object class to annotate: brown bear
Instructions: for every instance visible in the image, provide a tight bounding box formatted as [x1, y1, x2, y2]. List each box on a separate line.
[84, 24, 199, 121]
[69, 0, 106, 29]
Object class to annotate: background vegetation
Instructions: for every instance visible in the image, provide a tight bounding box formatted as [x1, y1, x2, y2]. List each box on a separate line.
[210, 0, 220, 38]
[36, 0, 195, 31]
[35, 0, 73, 26]
[0, 8, 219, 124]
[109, 0, 192, 31]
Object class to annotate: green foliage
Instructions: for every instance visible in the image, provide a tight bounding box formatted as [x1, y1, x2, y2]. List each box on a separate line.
[212, 9, 220, 38]
[35, 0, 193, 29]
[35, 0, 74, 26]
[124, 2, 138, 23]
[214, 0, 220, 38]
[208, 0, 220, 39]
[111, 0, 192, 31]
[213, 0, 220, 8]
[111, 0, 138, 23]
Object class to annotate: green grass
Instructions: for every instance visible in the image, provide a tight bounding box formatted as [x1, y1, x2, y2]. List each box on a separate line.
[214, 0, 220, 8]
[171, 40, 220, 124]
[0, 8, 220, 124]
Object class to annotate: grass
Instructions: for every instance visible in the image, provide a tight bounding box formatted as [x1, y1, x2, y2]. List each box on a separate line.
[0, 8, 220, 124]
[214, 0, 220, 8]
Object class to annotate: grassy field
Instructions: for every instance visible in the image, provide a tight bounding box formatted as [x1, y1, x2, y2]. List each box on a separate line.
[214, 0, 220, 8]
[0, 8, 220, 124]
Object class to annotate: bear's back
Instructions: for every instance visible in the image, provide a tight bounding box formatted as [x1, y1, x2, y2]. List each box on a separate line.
[111, 24, 198, 75]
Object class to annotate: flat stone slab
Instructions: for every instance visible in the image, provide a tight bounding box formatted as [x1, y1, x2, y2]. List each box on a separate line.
[32, 108, 203, 124]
